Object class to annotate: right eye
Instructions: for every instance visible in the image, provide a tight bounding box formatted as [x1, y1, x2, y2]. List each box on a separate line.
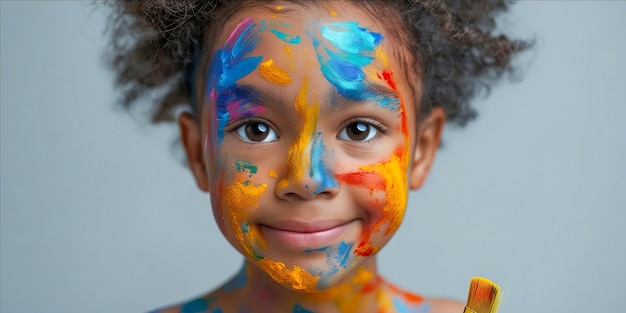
[235, 122, 278, 143]
[338, 122, 380, 142]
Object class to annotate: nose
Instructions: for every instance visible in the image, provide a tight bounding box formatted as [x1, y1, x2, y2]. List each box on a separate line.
[276, 136, 339, 200]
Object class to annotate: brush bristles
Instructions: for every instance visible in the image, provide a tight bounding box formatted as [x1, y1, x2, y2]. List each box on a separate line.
[464, 277, 502, 313]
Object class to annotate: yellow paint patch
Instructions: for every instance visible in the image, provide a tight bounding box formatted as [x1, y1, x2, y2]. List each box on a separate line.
[351, 266, 374, 284]
[363, 67, 382, 83]
[268, 169, 278, 178]
[259, 59, 292, 86]
[377, 288, 395, 313]
[375, 46, 389, 67]
[283, 45, 295, 72]
[331, 10, 337, 16]
[258, 258, 320, 291]
[284, 45, 294, 58]
[285, 80, 318, 180]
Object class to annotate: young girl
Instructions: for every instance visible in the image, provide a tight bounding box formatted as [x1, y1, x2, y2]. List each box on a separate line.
[106, 1, 528, 312]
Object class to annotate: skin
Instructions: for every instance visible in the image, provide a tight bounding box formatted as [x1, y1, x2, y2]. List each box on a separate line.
[167, 2, 463, 313]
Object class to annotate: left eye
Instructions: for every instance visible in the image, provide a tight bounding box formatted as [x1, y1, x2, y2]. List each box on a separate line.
[338, 122, 379, 142]
[235, 122, 278, 143]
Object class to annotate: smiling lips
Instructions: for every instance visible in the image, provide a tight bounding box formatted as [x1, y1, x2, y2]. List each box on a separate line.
[259, 220, 355, 250]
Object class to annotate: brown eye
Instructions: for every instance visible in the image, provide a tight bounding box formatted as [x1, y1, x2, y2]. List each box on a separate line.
[338, 122, 379, 142]
[236, 122, 278, 142]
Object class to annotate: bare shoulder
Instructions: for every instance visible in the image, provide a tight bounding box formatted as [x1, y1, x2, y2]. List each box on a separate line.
[428, 297, 466, 313]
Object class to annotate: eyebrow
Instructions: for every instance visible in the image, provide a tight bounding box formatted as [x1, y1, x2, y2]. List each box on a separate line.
[222, 83, 400, 113]
[219, 84, 283, 112]
[327, 84, 401, 111]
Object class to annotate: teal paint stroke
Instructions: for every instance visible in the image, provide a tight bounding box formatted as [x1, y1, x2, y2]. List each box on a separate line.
[271, 29, 302, 44]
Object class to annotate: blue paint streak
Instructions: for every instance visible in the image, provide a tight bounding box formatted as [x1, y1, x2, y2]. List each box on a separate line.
[312, 22, 400, 111]
[181, 298, 208, 313]
[293, 304, 315, 313]
[207, 19, 264, 143]
[335, 241, 353, 269]
[309, 136, 338, 195]
[217, 56, 263, 90]
[271, 29, 302, 44]
[320, 22, 381, 53]
[326, 47, 374, 66]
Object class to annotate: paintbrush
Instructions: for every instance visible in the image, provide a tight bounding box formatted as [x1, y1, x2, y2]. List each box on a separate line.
[463, 277, 502, 313]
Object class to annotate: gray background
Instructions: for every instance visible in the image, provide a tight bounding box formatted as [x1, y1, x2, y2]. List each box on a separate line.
[1, 1, 625, 312]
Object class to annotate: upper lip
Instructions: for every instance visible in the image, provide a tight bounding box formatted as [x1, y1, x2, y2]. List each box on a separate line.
[260, 220, 353, 233]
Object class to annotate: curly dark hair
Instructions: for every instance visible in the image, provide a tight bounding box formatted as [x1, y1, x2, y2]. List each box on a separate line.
[105, 0, 530, 126]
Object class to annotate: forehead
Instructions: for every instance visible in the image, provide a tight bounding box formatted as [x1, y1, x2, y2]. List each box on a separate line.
[200, 1, 419, 122]
[214, 7, 396, 87]
[209, 2, 401, 69]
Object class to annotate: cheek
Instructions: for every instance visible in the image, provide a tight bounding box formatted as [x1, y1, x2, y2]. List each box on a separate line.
[213, 158, 269, 250]
[335, 149, 409, 257]
[339, 154, 408, 229]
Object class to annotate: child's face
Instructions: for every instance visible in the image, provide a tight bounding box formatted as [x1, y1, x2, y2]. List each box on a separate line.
[185, 2, 443, 292]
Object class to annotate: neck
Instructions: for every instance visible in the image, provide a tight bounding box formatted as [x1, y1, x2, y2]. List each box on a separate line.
[217, 258, 393, 313]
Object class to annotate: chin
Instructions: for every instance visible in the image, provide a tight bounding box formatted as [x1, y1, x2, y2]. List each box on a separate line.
[252, 242, 370, 292]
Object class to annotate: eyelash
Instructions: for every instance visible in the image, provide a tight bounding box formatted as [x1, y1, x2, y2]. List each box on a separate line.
[226, 117, 388, 143]
[226, 117, 278, 142]
[337, 118, 388, 143]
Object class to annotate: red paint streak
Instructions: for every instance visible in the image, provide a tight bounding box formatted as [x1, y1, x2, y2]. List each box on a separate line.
[393, 146, 405, 158]
[360, 275, 382, 294]
[354, 241, 375, 256]
[380, 70, 409, 140]
[335, 171, 386, 192]
[360, 283, 376, 294]
[387, 282, 425, 303]
[381, 70, 397, 91]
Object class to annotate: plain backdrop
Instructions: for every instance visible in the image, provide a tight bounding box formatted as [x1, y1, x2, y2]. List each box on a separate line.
[1, 1, 625, 312]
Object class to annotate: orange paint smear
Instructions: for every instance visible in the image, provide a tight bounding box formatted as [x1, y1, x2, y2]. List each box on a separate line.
[259, 59, 292, 86]
[350, 150, 408, 257]
[257, 258, 319, 291]
[366, 152, 408, 235]
[360, 275, 382, 294]
[226, 175, 320, 291]
[225, 177, 267, 258]
[387, 281, 425, 304]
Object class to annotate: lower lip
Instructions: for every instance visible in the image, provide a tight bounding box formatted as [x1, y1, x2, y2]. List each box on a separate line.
[260, 222, 354, 251]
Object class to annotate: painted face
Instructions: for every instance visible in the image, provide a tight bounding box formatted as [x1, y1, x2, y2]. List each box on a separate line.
[202, 4, 417, 292]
